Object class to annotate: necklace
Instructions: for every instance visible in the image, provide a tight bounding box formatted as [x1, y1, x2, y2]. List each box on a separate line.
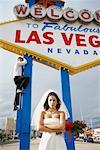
[47, 109, 57, 114]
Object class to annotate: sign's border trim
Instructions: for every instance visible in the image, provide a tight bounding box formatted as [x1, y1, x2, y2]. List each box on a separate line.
[0, 39, 99, 75]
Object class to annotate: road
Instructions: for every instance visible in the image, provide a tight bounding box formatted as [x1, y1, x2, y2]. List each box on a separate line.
[0, 139, 100, 150]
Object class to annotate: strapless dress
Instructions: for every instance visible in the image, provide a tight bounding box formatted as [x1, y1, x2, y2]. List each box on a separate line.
[38, 118, 67, 150]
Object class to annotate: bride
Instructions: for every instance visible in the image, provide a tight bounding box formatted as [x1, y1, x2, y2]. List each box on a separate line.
[32, 90, 70, 150]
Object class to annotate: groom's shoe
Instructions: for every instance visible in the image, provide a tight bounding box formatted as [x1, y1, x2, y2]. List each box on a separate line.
[13, 105, 20, 111]
[13, 105, 18, 111]
[16, 89, 22, 93]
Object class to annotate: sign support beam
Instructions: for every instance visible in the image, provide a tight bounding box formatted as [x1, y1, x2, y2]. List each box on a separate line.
[60, 68, 75, 150]
[16, 1, 33, 150]
[16, 54, 32, 150]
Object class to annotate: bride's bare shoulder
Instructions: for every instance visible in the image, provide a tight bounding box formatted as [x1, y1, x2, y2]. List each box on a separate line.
[40, 111, 46, 115]
[58, 111, 65, 115]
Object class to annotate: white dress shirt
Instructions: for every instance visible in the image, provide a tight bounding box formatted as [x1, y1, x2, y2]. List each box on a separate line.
[13, 58, 27, 78]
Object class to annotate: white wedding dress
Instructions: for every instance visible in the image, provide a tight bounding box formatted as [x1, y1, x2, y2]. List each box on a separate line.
[38, 118, 67, 150]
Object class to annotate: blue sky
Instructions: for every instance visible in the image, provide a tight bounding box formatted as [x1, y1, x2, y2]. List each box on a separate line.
[0, 0, 100, 129]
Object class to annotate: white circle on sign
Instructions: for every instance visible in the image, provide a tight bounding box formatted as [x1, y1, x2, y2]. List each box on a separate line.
[47, 5, 63, 21]
[94, 10, 100, 24]
[79, 9, 93, 23]
[13, 4, 30, 18]
[30, 4, 46, 19]
[63, 7, 78, 22]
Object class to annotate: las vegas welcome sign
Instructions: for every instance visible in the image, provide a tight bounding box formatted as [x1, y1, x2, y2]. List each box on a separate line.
[0, 4, 100, 75]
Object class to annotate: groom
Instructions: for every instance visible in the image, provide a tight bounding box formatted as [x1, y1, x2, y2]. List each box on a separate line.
[13, 57, 29, 111]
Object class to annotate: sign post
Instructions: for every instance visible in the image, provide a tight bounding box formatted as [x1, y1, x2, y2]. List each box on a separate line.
[61, 68, 75, 150]
[16, 1, 33, 150]
[16, 54, 32, 150]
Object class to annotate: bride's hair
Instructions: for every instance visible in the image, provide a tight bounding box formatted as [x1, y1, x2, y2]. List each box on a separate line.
[44, 92, 61, 111]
